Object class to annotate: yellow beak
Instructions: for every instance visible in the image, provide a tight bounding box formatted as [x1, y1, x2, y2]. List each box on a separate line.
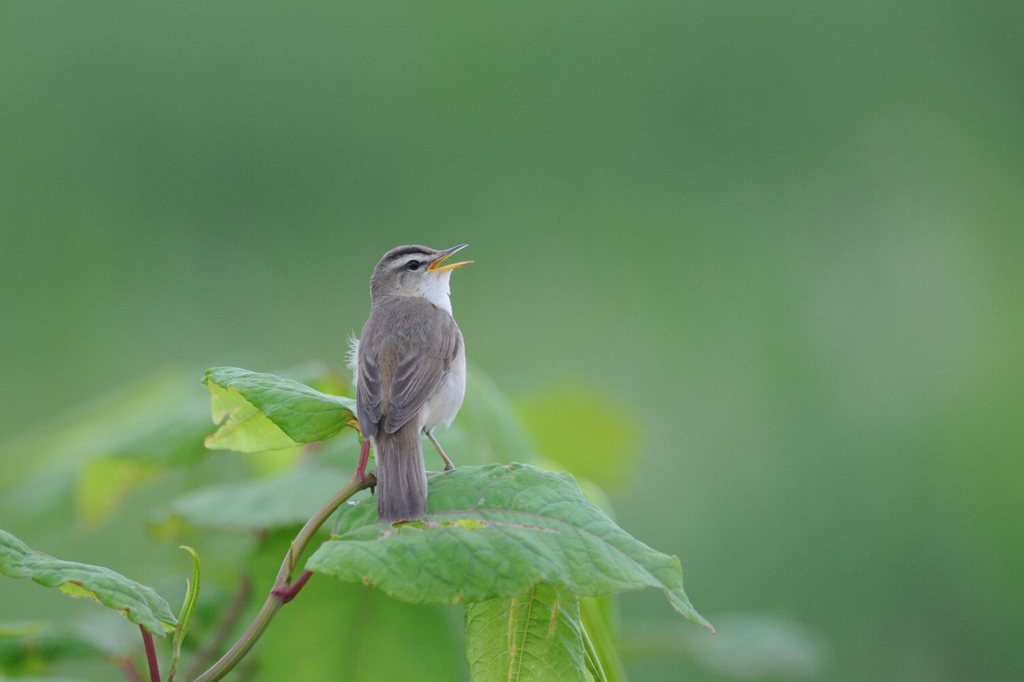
[428, 244, 473, 272]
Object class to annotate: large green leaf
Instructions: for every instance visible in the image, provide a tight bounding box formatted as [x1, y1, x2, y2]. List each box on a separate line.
[620, 614, 827, 679]
[516, 385, 637, 490]
[0, 371, 207, 486]
[76, 456, 162, 528]
[163, 463, 352, 531]
[0, 372, 212, 522]
[579, 597, 626, 682]
[0, 622, 101, 673]
[259, 577, 468, 681]
[203, 367, 357, 452]
[251, 531, 469, 681]
[0, 530, 176, 635]
[307, 463, 712, 632]
[465, 583, 587, 682]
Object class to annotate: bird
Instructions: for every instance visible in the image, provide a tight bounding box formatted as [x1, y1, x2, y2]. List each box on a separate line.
[350, 244, 472, 522]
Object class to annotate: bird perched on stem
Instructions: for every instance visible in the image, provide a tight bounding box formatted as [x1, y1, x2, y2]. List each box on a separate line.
[350, 244, 472, 522]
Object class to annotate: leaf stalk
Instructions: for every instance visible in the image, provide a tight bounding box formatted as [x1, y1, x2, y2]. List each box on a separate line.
[140, 624, 161, 682]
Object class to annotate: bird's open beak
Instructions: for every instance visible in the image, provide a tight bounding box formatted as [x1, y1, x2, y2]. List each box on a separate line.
[428, 244, 473, 272]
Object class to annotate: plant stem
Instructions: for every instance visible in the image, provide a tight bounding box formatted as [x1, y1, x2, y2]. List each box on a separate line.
[140, 625, 161, 682]
[271, 568, 312, 603]
[191, 473, 375, 682]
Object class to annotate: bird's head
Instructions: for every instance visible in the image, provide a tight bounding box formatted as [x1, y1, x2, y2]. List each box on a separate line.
[369, 244, 472, 308]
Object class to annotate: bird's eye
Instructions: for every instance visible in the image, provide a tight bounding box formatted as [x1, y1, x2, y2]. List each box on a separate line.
[406, 260, 422, 271]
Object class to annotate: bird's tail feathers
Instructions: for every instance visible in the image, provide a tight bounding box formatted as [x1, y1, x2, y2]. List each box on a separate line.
[375, 426, 427, 522]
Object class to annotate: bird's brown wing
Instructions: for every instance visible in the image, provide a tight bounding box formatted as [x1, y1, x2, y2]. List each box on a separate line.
[357, 297, 460, 438]
[356, 339, 384, 438]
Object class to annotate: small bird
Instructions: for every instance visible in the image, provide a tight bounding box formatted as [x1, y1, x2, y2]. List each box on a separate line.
[352, 244, 472, 522]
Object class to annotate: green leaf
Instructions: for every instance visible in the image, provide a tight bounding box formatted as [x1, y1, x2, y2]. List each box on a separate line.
[0, 676, 89, 682]
[1, 371, 218, 526]
[0, 370, 204, 485]
[259, 578, 468, 681]
[0, 529, 176, 635]
[465, 583, 587, 682]
[251, 531, 469, 681]
[582, 626, 607, 682]
[76, 457, 161, 528]
[168, 545, 201, 682]
[621, 614, 827, 679]
[307, 463, 713, 632]
[517, 385, 637, 490]
[0, 620, 49, 637]
[0, 622, 102, 673]
[579, 597, 626, 682]
[203, 367, 357, 453]
[0, 622, 88, 667]
[164, 464, 351, 531]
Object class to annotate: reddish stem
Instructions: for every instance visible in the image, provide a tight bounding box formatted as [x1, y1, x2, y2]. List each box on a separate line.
[139, 624, 161, 682]
[270, 569, 313, 604]
[355, 438, 371, 480]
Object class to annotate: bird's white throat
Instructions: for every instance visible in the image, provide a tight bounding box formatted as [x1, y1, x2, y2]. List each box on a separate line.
[419, 271, 454, 314]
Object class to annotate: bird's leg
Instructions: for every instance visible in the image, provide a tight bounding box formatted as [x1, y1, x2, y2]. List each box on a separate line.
[425, 430, 456, 471]
[354, 438, 371, 481]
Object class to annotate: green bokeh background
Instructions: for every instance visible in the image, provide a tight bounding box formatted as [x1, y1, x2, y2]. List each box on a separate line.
[2, 2, 1022, 680]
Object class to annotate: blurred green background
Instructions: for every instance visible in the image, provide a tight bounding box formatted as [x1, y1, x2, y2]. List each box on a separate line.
[2, 2, 1022, 680]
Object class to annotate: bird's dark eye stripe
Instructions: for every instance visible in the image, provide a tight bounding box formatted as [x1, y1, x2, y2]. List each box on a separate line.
[386, 246, 433, 261]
